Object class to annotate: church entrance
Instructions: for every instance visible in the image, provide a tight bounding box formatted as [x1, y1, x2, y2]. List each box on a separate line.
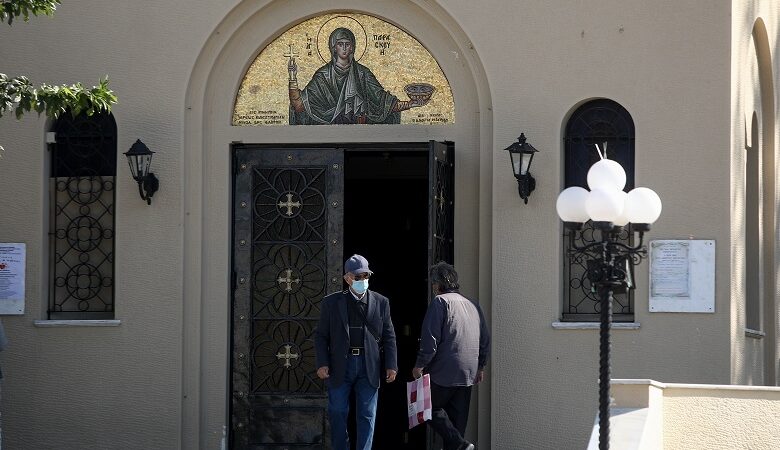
[230, 142, 454, 450]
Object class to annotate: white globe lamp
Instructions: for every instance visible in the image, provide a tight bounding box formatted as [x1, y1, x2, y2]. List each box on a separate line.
[556, 187, 590, 224]
[625, 187, 662, 226]
[587, 159, 626, 191]
[612, 191, 630, 226]
[585, 188, 625, 223]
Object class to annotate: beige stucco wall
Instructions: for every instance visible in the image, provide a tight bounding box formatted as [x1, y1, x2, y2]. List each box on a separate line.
[0, 1, 229, 448]
[663, 384, 780, 449]
[1, 0, 493, 448]
[611, 379, 780, 449]
[731, 1, 780, 388]
[483, 0, 734, 448]
[0, 0, 772, 449]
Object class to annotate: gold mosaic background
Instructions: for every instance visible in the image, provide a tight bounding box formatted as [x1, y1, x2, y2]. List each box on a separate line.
[232, 13, 455, 126]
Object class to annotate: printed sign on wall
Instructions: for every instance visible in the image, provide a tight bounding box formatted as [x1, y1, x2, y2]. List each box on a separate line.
[649, 240, 715, 313]
[0, 243, 25, 315]
[233, 13, 455, 126]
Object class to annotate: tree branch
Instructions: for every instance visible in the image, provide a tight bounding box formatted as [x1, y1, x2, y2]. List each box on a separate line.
[1, 0, 61, 25]
[0, 73, 117, 120]
[0, 1, 118, 155]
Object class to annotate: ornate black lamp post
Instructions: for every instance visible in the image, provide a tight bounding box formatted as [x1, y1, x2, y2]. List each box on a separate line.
[504, 133, 538, 204]
[124, 139, 159, 205]
[556, 151, 662, 450]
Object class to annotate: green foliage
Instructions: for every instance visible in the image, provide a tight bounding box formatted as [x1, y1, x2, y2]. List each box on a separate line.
[0, 0, 118, 153]
[1, 0, 118, 121]
[0, 73, 117, 119]
[1, 0, 60, 25]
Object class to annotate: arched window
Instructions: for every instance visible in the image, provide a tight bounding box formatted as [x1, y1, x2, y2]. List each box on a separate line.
[48, 112, 117, 319]
[563, 99, 635, 322]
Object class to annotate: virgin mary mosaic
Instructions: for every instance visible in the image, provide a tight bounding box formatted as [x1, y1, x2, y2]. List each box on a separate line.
[233, 13, 455, 126]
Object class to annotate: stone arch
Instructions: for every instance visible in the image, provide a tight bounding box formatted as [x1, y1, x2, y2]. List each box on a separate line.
[752, 17, 777, 386]
[182, 1, 493, 447]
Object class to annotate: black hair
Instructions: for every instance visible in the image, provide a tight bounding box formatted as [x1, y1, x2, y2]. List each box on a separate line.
[429, 261, 459, 293]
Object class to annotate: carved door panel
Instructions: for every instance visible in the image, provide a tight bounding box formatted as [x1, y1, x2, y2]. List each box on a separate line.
[232, 147, 343, 450]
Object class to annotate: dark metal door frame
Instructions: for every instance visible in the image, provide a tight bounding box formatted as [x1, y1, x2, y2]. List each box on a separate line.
[231, 146, 344, 449]
[425, 141, 455, 450]
[427, 141, 455, 271]
[230, 142, 454, 449]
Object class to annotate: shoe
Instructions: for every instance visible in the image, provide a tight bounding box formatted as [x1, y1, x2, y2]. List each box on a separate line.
[458, 443, 475, 450]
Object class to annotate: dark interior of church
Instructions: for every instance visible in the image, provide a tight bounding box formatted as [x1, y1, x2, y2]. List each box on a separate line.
[344, 149, 431, 449]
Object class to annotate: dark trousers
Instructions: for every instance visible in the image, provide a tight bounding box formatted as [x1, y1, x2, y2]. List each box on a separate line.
[429, 383, 473, 450]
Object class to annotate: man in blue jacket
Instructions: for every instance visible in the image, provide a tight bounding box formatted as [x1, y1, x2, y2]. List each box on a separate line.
[315, 254, 398, 450]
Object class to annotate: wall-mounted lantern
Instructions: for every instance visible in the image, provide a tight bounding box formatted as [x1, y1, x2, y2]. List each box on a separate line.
[504, 133, 538, 204]
[124, 139, 159, 205]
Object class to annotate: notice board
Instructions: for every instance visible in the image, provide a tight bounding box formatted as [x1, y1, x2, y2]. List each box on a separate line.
[0, 243, 25, 315]
[649, 240, 715, 313]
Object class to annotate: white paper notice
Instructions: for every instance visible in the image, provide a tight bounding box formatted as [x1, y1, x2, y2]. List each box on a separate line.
[650, 241, 690, 297]
[0, 243, 26, 314]
[649, 239, 715, 313]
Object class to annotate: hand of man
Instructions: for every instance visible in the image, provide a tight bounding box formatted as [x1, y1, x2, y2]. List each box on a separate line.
[412, 367, 424, 379]
[386, 369, 397, 383]
[474, 369, 485, 384]
[316, 366, 329, 380]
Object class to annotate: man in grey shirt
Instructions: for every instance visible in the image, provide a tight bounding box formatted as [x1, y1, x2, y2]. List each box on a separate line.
[413, 262, 490, 450]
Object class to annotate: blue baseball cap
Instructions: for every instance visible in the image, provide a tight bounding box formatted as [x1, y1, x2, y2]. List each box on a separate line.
[344, 254, 373, 275]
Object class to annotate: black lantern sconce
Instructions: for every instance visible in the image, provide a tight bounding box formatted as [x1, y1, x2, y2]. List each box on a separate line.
[124, 139, 159, 205]
[504, 133, 538, 204]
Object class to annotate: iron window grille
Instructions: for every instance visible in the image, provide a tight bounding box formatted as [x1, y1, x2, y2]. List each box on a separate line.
[563, 99, 635, 322]
[48, 112, 117, 319]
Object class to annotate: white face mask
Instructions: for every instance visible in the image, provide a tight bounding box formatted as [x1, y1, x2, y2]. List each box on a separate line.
[351, 279, 369, 294]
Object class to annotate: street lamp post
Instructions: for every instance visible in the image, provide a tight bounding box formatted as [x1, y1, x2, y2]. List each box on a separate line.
[556, 148, 661, 450]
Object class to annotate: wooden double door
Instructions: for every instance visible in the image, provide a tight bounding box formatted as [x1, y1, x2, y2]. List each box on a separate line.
[230, 142, 453, 449]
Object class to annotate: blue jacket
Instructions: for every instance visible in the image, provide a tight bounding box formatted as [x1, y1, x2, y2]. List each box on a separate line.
[315, 289, 397, 388]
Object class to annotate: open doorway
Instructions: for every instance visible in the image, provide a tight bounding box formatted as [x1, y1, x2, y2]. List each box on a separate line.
[343, 149, 430, 450]
[230, 142, 453, 450]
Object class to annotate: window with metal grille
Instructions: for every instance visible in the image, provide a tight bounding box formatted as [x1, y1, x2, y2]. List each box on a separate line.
[562, 99, 635, 322]
[48, 112, 117, 319]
